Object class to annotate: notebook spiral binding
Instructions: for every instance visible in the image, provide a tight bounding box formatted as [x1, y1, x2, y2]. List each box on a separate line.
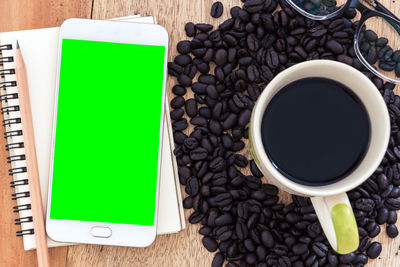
[0, 44, 34, 236]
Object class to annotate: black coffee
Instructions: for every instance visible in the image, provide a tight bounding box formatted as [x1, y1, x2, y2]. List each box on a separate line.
[261, 77, 371, 186]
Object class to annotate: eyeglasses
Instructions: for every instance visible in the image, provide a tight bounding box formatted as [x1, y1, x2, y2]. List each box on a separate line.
[286, 0, 400, 84]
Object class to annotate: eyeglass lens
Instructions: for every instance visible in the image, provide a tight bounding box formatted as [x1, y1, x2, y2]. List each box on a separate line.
[357, 16, 400, 83]
[287, 0, 348, 19]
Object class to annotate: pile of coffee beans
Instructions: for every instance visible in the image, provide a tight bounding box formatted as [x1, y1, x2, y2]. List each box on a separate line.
[168, 0, 400, 266]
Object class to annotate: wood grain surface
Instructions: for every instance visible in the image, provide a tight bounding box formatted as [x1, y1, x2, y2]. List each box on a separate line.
[1, 0, 400, 266]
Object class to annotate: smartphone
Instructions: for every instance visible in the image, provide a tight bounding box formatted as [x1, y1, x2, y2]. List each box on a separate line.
[46, 18, 168, 247]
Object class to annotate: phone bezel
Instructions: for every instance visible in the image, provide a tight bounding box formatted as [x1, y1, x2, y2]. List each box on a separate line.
[46, 18, 168, 247]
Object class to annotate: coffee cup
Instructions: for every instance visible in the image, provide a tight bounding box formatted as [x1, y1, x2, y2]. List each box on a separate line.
[249, 60, 390, 254]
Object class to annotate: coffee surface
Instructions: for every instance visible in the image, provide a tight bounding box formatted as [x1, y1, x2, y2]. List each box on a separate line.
[261, 77, 370, 185]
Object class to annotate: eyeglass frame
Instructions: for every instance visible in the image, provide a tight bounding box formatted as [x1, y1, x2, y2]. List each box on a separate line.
[286, 0, 400, 84]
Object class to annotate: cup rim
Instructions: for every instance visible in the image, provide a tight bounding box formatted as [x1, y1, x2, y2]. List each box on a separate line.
[250, 60, 390, 197]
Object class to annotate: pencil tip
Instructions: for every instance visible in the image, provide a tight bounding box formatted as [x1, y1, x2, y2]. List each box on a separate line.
[16, 40, 20, 49]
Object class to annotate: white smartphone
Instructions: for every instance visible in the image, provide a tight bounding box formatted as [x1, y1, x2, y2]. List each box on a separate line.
[46, 18, 168, 247]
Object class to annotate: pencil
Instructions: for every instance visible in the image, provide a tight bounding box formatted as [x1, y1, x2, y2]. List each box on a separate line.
[15, 40, 50, 267]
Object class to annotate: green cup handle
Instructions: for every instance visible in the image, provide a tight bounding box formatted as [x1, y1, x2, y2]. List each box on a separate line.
[310, 193, 359, 254]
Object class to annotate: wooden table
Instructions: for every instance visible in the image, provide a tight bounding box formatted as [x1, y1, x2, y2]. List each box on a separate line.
[0, 0, 399, 266]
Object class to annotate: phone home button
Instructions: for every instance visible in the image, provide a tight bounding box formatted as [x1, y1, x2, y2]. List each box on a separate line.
[90, 226, 112, 238]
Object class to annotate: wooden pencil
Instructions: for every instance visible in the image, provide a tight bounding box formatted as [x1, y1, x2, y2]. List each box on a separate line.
[15, 40, 50, 267]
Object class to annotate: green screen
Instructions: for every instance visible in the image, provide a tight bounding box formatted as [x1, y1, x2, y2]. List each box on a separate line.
[50, 39, 165, 226]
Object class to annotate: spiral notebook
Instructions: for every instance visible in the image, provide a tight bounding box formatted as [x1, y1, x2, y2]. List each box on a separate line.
[0, 16, 185, 250]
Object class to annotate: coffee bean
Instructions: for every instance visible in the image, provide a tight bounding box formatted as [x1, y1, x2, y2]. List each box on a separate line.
[206, 85, 219, 99]
[369, 224, 381, 238]
[339, 252, 355, 264]
[367, 242, 382, 259]
[266, 49, 279, 69]
[307, 223, 321, 238]
[192, 48, 206, 58]
[292, 243, 308, 255]
[177, 41, 192, 57]
[309, 27, 328, 38]
[378, 46, 390, 60]
[219, 18, 234, 31]
[358, 236, 371, 252]
[382, 184, 395, 198]
[185, 177, 199, 196]
[290, 27, 306, 35]
[387, 224, 399, 238]
[384, 49, 394, 62]
[325, 40, 343, 54]
[237, 92, 252, 109]
[299, 205, 314, 214]
[353, 253, 368, 265]
[293, 261, 305, 267]
[172, 118, 188, 131]
[337, 55, 353, 65]
[203, 236, 218, 252]
[364, 221, 376, 232]
[171, 96, 185, 109]
[385, 198, 400, 209]
[234, 154, 248, 168]
[185, 98, 198, 118]
[215, 193, 232, 206]
[178, 74, 192, 87]
[192, 82, 207, 95]
[168, 62, 183, 77]
[172, 85, 187, 96]
[174, 131, 188, 146]
[355, 198, 375, 211]
[191, 116, 207, 126]
[261, 230, 274, 248]
[238, 109, 251, 127]
[377, 173, 389, 190]
[327, 253, 339, 266]
[364, 30, 378, 42]
[170, 108, 184, 121]
[174, 54, 192, 67]
[196, 23, 213, 33]
[360, 42, 370, 53]
[304, 254, 316, 266]
[247, 65, 260, 82]
[185, 22, 196, 37]
[375, 37, 388, 48]
[189, 211, 205, 224]
[211, 1, 223, 18]
[294, 46, 307, 59]
[249, 160, 263, 178]
[235, 222, 248, 240]
[376, 207, 389, 224]
[198, 107, 211, 119]
[215, 49, 228, 66]
[215, 214, 233, 226]
[392, 50, 400, 62]
[312, 242, 328, 257]
[208, 120, 222, 136]
[247, 34, 260, 51]
[274, 244, 288, 256]
[396, 63, 400, 78]
[211, 252, 224, 267]
[183, 196, 194, 209]
[184, 137, 199, 150]
[190, 147, 208, 161]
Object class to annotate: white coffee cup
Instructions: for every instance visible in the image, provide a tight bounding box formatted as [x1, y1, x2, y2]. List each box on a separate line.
[249, 60, 390, 254]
